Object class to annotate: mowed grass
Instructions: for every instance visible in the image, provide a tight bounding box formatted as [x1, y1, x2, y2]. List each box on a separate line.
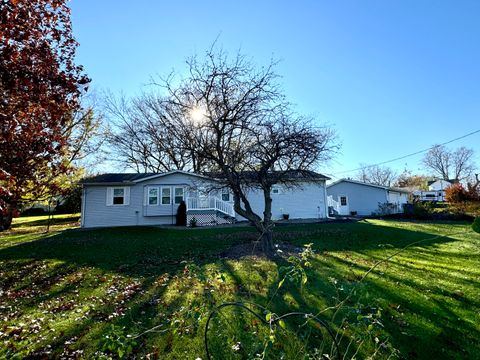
[0, 215, 479, 359]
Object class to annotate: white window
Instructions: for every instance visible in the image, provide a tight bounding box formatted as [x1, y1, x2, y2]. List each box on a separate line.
[161, 187, 171, 205]
[340, 196, 348, 206]
[148, 187, 159, 205]
[107, 187, 130, 206]
[113, 188, 125, 205]
[272, 185, 281, 194]
[174, 187, 184, 204]
[221, 189, 230, 202]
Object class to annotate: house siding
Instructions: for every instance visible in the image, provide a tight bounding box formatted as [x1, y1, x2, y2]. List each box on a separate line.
[327, 182, 388, 216]
[82, 173, 328, 228]
[82, 173, 213, 228]
[428, 180, 452, 191]
[387, 191, 409, 205]
[236, 181, 327, 221]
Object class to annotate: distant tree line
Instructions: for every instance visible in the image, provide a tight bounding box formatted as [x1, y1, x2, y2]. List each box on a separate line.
[355, 145, 477, 189]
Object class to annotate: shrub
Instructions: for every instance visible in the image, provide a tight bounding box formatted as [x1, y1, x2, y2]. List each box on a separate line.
[473, 217, 480, 234]
[176, 201, 187, 226]
[189, 216, 197, 227]
[374, 202, 399, 216]
[396, 202, 474, 221]
[412, 202, 435, 219]
[445, 183, 468, 203]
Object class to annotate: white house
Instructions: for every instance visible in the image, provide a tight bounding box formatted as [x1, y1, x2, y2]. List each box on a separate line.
[80, 170, 330, 228]
[327, 179, 410, 216]
[413, 179, 454, 202]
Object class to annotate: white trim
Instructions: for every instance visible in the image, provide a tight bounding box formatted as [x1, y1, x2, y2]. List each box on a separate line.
[338, 194, 349, 215]
[327, 179, 410, 194]
[147, 186, 159, 206]
[133, 170, 217, 184]
[323, 181, 331, 219]
[160, 186, 172, 205]
[339, 195, 348, 206]
[81, 187, 86, 227]
[107, 186, 129, 206]
[173, 186, 185, 204]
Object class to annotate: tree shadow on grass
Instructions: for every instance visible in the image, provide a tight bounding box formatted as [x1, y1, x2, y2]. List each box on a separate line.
[0, 220, 461, 277]
[0, 220, 476, 359]
[214, 221, 477, 359]
[0, 226, 253, 277]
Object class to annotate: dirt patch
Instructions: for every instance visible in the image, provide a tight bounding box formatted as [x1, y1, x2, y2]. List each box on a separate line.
[220, 241, 305, 260]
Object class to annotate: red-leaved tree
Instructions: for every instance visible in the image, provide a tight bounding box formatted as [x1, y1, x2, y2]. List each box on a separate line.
[0, 0, 89, 230]
[445, 183, 469, 203]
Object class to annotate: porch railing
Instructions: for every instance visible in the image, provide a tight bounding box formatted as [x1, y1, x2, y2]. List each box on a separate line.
[186, 197, 235, 218]
[327, 195, 340, 215]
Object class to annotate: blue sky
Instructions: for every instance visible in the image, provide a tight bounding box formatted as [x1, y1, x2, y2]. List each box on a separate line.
[70, 0, 480, 177]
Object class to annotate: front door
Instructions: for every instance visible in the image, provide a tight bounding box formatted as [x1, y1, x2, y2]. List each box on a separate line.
[338, 195, 349, 215]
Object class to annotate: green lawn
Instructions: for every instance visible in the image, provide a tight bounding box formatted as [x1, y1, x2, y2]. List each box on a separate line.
[0, 215, 479, 359]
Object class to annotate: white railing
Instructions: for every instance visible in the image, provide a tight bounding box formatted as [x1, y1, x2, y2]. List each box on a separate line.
[413, 191, 445, 202]
[327, 195, 340, 215]
[186, 196, 235, 217]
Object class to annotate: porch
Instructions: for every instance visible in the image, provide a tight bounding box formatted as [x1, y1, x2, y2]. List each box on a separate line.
[186, 196, 236, 226]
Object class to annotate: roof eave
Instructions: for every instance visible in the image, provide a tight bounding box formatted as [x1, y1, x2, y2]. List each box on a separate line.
[82, 181, 136, 186]
[132, 170, 219, 183]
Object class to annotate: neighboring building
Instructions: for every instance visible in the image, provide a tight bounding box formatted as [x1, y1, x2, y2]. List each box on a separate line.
[80, 170, 330, 228]
[413, 179, 454, 202]
[326, 179, 410, 216]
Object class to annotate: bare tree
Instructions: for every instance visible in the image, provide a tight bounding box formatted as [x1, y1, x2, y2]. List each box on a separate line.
[466, 173, 480, 200]
[105, 93, 206, 172]
[395, 170, 430, 190]
[422, 145, 475, 181]
[357, 164, 397, 187]
[157, 48, 338, 254]
[65, 94, 106, 167]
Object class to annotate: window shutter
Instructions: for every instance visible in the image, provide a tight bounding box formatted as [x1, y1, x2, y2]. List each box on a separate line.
[106, 188, 113, 206]
[124, 187, 130, 205]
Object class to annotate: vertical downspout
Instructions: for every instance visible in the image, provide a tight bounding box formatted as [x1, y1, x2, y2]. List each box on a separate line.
[80, 186, 86, 228]
[323, 180, 329, 219]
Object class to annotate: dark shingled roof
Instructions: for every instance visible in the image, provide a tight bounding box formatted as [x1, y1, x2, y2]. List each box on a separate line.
[82, 170, 330, 185]
[81, 173, 156, 184]
[206, 170, 330, 181]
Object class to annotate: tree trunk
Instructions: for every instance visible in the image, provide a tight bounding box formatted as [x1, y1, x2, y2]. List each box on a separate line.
[46, 198, 53, 233]
[261, 185, 274, 256]
[231, 187, 275, 256]
[260, 228, 274, 257]
[0, 204, 14, 231]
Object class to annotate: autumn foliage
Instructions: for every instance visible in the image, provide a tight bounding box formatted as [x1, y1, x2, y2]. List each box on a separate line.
[445, 183, 479, 203]
[445, 184, 468, 203]
[0, 0, 89, 229]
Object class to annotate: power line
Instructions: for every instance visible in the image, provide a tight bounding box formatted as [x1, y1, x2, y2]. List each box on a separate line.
[332, 128, 480, 176]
